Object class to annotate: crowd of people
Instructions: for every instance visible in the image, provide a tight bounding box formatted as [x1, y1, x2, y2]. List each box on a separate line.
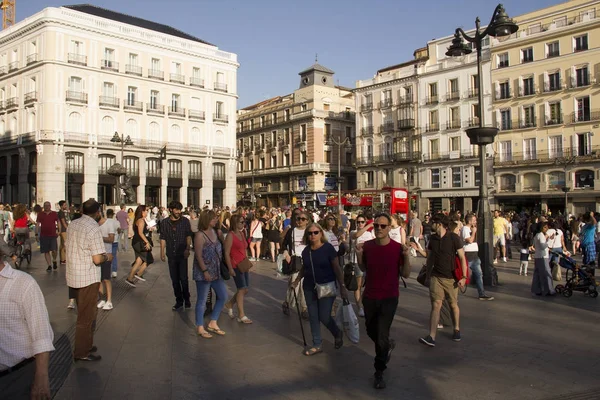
[3, 198, 600, 397]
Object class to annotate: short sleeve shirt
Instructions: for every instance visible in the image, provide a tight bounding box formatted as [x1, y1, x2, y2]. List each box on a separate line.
[66, 215, 106, 288]
[37, 212, 58, 237]
[362, 239, 404, 300]
[116, 211, 129, 230]
[99, 219, 117, 253]
[57, 210, 69, 233]
[428, 232, 463, 279]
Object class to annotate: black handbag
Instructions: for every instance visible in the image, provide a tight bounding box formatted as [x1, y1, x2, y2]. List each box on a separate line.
[282, 256, 302, 275]
[343, 263, 358, 291]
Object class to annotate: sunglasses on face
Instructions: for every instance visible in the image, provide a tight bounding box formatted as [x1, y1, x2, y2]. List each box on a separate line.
[373, 223, 389, 229]
[296, 217, 307, 221]
[327, 217, 335, 221]
[357, 220, 366, 224]
[308, 230, 321, 236]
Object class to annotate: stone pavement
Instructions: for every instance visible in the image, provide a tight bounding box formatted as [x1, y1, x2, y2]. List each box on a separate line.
[16, 240, 600, 400]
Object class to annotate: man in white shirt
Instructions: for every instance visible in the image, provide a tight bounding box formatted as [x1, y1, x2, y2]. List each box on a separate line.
[0, 260, 54, 399]
[461, 213, 494, 301]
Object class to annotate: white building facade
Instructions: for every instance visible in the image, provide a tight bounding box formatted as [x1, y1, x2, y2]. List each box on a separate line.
[0, 5, 239, 208]
[417, 34, 495, 213]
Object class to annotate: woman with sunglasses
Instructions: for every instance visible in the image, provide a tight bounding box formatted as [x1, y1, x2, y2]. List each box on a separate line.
[389, 214, 406, 245]
[291, 223, 347, 356]
[350, 214, 374, 317]
[281, 209, 309, 318]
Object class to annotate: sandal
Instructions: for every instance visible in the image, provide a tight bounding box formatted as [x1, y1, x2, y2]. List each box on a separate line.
[197, 330, 213, 339]
[206, 326, 226, 336]
[282, 301, 290, 316]
[224, 305, 235, 319]
[334, 331, 344, 349]
[237, 316, 253, 324]
[303, 347, 322, 356]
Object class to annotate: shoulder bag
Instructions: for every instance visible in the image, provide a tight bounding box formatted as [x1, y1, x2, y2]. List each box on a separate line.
[236, 233, 253, 273]
[247, 221, 259, 244]
[310, 248, 337, 299]
[282, 229, 302, 275]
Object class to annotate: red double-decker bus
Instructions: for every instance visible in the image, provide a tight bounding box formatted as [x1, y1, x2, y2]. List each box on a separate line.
[326, 187, 410, 220]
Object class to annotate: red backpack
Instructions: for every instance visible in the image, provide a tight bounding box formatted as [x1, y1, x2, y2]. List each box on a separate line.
[453, 256, 470, 284]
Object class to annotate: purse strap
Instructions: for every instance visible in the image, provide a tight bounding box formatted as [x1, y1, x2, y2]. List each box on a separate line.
[309, 248, 316, 283]
[201, 231, 222, 263]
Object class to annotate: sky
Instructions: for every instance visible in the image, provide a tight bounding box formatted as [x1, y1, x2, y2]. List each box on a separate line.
[20, 0, 562, 108]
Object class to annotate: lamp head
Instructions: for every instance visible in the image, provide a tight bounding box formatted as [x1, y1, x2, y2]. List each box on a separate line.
[124, 135, 134, 146]
[446, 32, 472, 57]
[110, 132, 120, 143]
[489, 5, 518, 37]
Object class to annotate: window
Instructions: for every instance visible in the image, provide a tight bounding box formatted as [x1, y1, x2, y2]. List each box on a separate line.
[171, 62, 182, 74]
[65, 152, 84, 174]
[345, 152, 352, 166]
[549, 135, 563, 158]
[127, 86, 137, 105]
[101, 116, 114, 135]
[547, 41, 560, 58]
[575, 170, 594, 189]
[452, 167, 461, 188]
[524, 138, 536, 160]
[151, 58, 160, 71]
[428, 82, 438, 103]
[498, 53, 509, 68]
[171, 94, 180, 111]
[548, 72, 561, 91]
[499, 81, 510, 99]
[167, 160, 182, 178]
[324, 123, 331, 141]
[300, 124, 307, 141]
[449, 107, 460, 128]
[549, 102, 562, 124]
[574, 132, 592, 156]
[103, 48, 115, 69]
[522, 76, 534, 96]
[521, 47, 533, 63]
[271, 155, 277, 168]
[259, 133, 265, 147]
[576, 96, 591, 122]
[102, 82, 114, 97]
[71, 40, 83, 55]
[431, 169, 440, 188]
[523, 105, 535, 127]
[548, 171, 565, 189]
[428, 110, 438, 130]
[300, 151, 307, 164]
[124, 156, 139, 177]
[500, 174, 516, 191]
[450, 136, 460, 152]
[301, 104, 307, 111]
[128, 53, 138, 66]
[69, 76, 82, 92]
[213, 163, 225, 180]
[574, 34, 588, 52]
[150, 90, 159, 108]
[271, 130, 277, 144]
[126, 119, 138, 139]
[284, 153, 290, 166]
[284, 127, 290, 144]
[215, 101, 224, 118]
[576, 66, 589, 87]
[323, 103, 330, 111]
[272, 112, 277, 124]
[500, 109, 511, 130]
[429, 138, 439, 159]
[499, 141, 512, 162]
[324, 151, 331, 163]
[449, 78, 459, 98]
[285, 109, 291, 121]
[366, 171, 375, 187]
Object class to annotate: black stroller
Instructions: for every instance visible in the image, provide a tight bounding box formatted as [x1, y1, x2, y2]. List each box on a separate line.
[550, 250, 598, 298]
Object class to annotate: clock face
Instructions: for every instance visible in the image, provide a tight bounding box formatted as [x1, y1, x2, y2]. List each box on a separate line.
[303, 77, 309, 85]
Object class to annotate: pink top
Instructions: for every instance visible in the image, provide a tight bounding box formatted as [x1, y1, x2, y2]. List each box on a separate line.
[230, 232, 248, 269]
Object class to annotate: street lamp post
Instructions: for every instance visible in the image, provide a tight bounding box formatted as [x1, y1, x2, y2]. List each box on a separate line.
[331, 134, 351, 214]
[110, 131, 134, 204]
[446, 4, 518, 286]
[64, 153, 75, 205]
[555, 155, 577, 215]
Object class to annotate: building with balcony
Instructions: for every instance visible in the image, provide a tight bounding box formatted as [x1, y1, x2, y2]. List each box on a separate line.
[0, 5, 238, 208]
[353, 48, 427, 207]
[491, 0, 600, 214]
[236, 63, 355, 208]
[416, 34, 494, 214]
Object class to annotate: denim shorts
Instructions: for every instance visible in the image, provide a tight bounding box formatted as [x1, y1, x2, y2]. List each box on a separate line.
[251, 238, 262, 243]
[233, 270, 250, 289]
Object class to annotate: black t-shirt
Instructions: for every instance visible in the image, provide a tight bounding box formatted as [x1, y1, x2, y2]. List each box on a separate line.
[422, 221, 432, 235]
[428, 232, 463, 279]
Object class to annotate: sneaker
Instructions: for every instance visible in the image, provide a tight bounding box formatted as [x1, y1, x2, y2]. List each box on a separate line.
[386, 339, 395, 363]
[437, 324, 444, 329]
[111, 271, 117, 278]
[134, 274, 146, 282]
[502, 257, 507, 263]
[184, 301, 192, 309]
[46, 265, 52, 272]
[373, 372, 386, 389]
[419, 335, 436, 347]
[358, 307, 365, 317]
[493, 259, 498, 264]
[452, 330, 462, 342]
[519, 271, 523, 276]
[53, 262, 58, 270]
[67, 299, 76, 309]
[125, 278, 136, 287]
[479, 295, 495, 301]
[172, 303, 183, 311]
[97, 300, 106, 309]
[60, 260, 66, 265]
[102, 302, 113, 310]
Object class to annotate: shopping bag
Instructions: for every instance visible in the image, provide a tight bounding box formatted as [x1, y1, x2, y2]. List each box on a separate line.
[342, 300, 360, 344]
[552, 263, 562, 281]
[276, 254, 285, 274]
[334, 300, 344, 330]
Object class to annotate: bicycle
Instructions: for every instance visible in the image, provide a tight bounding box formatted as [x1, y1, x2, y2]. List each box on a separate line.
[13, 234, 31, 268]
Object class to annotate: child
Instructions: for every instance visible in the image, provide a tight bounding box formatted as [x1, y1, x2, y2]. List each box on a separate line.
[519, 239, 530, 276]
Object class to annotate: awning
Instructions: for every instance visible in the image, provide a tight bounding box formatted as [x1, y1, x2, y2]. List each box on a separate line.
[317, 193, 327, 206]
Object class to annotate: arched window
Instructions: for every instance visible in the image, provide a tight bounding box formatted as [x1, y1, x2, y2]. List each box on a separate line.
[170, 124, 182, 143]
[575, 169, 594, 189]
[123, 156, 139, 176]
[27, 112, 35, 132]
[523, 173, 540, 191]
[126, 119, 138, 139]
[215, 129, 224, 147]
[98, 154, 115, 175]
[101, 116, 114, 136]
[547, 171, 565, 190]
[213, 162, 225, 180]
[499, 174, 516, 192]
[148, 122, 161, 142]
[68, 112, 82, 133]
[189, 161, 202, 179]
[65, 152, 84, 174]
[167, 159, 182, 178]
[189, 127, 200, 145]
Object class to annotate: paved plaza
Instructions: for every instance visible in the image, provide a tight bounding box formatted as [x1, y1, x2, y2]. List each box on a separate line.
[18, 240, 600, 400]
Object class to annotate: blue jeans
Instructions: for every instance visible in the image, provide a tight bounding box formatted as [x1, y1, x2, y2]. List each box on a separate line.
[303, 287, 340, 348]
[550, 247, 563, 265]
[195, 279, 227, 327]
[111, 243, 118, 273]
[467, 254, 485, 297]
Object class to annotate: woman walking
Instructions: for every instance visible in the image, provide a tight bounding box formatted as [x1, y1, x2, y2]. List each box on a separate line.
[126, 205, 152, 287]
[291, 222, 348, 355]
[248, 213, 263, 261]
[224, 213, 253, 324]
[267, 213, 282, 262]
[281, 209, 310, 318]
[531, 222, 556, 296]
[193, 210, 228, 338]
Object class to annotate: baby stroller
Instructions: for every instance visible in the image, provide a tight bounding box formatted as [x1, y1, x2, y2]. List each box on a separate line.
[550, 250, 598, 298]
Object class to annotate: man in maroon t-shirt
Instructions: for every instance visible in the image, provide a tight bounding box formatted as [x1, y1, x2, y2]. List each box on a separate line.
[360, 213, 411, 390]
[37, 201, 59, 271]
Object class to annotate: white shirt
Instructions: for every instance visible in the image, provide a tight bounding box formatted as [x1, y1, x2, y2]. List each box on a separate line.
[66, 214, 107, 288]
[99, 219, 117, 253]
[546, 229, 563, 249]
[389, 227, 402, 244]
[292, 227, 306, 255]
[0, 262, 55, 370]
[351, 229, 375, 262]
[461, 225, 478, 252]
[324, 229, 340, 251]
[534, 232, 549, 258]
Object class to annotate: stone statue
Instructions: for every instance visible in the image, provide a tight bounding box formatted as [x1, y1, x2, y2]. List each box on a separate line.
[107, 163, 136, 204]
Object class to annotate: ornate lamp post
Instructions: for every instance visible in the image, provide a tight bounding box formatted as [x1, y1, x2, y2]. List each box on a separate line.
[446, 4, 518, 286]
[110, 131, 134, 204]
[555, 155, 577, 215]
[331, 134, 352, 214]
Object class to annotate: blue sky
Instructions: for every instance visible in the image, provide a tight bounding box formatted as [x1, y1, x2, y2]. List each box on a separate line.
[21, 0, 561, 107]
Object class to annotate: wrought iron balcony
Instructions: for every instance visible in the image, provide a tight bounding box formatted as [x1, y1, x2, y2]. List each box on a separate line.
[379, 98, 393, 109]
[397, 119, 415, 130]
[445, 91, 461, 102]
[379, 123, 395, 134]
[425, 95, 438, 105]
[466, 88, 479, 98]
[67, 53, 87, 65]
[170, 73, 185, 84]
[8, 61, 18, 72]
[24, 92, 38, 105]
[466, 118, 480, 127]
[360, 103, 373, 112]
[544, 79, 563, 93]
[544, 115, 563, 126]
[148, 69, 164, 80]
[213, 113, 229, 123]
[168, 106, 186, 117]
[422, 150, 478, 162]
[190, 77, 204, 88]
[6, 97, 18, 109]
[188, 110, 205, 121]
[361, 126, 374, 136]
[146, 103, 164, 114]
[101, 59, 118, 71]
[125, 64, 142, 76]
[518, 85, 536, 97]
[66, 91, 88, 104]
[214, 82, 228, 92]
[444, 121, 462, 130]
[0, 100, 5, 111]
[425, 123, 439, 132]
[496, 90, 512, 100]
[517, 119, 537, 129]
[570, 110, 600, 124]
[124, 100, 143, 111]
[99, 96, 120, 108]
[494, 147, 600, 166]
[572, 73, 591, 88]
[396, 95, 413, 105]
[26, 53, 38, 65]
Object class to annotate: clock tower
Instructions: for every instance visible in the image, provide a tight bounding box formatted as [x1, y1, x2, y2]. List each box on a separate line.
[298, 62, 335, 89]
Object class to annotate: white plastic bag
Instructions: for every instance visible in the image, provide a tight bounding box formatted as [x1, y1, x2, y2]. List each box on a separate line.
[342, 302, 360, 344]
[276, 254, 285, 274]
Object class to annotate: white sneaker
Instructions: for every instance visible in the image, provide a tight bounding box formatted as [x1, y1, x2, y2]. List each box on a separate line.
[502, 257, 507, 263]
[111, 271, 117, 278]
[358, 308, 365, 317]
[493, 259, 498, 264]
[103, 301, 113, 310]
[437, 324, 444, 329]
[67, 299, 76, 309]
[97, 300, 106, 309]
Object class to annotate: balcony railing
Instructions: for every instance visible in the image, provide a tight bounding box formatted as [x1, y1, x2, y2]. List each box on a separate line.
[214, 82, 228, 92]
[466, 88, 479, 98]
[125, 64, 142, 76]
[517, 119, 537, 129]
[24, 92, 38, 104]
[379, 123, 395, 134]
[544, 79, 562, 93]
[360, 103, 373, 112]
[190, 77, 204, 88]
[444, 121, 462, 130]
[425, 123, 439, 132]
[6, 97, 18, 109]
[466, 118, 480, 127]
[67, 53, 87, 65]
[148, 69, 164, 80]
[397, 119, 415, 130]
[213, 113, 229, 123]
[379, 98, 393, 109]
[397, 95, 413, 105]
[494, 146, 600, 165]
[361, 126, 374, 136]
[496, 90, 512, 100]
[0, 100, 5, 111]
[66, 166, 84, 174]
[544, 115, 563, 126]
[170, 73, 185, 84]
[8, 61, 18, 72]
[168, 106, 186, 117]
[422, 150, 478, 162]
[168, 171, 183, 179]
[66, 91, 88, 104]
[101, 59, 118, 71]
[356, 152, 419, 166]
[425, 95, 438, 105]
[570, 110, 600, 124]
[518, 85, 536, 97]
[26, 53, 38, 65]
[189, 173, 203, 180]
[124, 100, 143, 111]
[99, 96, 120, 108]
[146, 103, 164, 114]
[445, 91, 461, 102]
[0, 66, 6, 75]
[188, 110, 205, 120]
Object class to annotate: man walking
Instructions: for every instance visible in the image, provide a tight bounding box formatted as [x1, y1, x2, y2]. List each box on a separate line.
[461, 213, 494, 301]
[160, 201, 192, 311]
[37, 201, 59, 272]
[66, 198, 112, 361]
[58, 200, 70, 265]
[115, 204, 130, 252]
[359, 213, 410, 389]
